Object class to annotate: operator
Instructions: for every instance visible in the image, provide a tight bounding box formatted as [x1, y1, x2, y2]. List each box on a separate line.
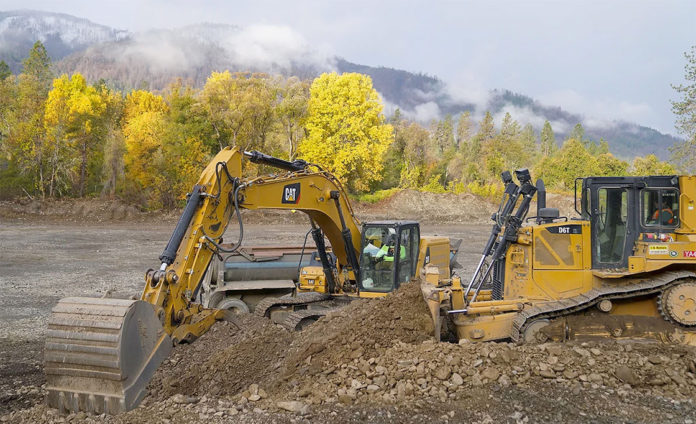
[651, 199, 675, 225]
[375, 234, 406, 262]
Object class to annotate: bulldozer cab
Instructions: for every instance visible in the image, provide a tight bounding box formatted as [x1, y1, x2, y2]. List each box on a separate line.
[579, 175, 680, 269]
[358, 221, 420, 293]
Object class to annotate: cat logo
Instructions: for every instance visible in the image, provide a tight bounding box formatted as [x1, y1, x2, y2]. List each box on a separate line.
[282, 183, 301, 204]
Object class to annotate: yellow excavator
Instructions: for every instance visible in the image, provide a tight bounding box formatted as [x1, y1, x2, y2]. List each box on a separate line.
[422, 169, 696, 345]
[44, 146, 457, 415]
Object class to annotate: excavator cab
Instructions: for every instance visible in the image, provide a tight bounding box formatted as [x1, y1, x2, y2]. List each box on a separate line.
[358, 221, 420, 293]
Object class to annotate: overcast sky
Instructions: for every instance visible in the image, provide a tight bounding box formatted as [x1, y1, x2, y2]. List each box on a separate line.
[4, 0, 694, 134]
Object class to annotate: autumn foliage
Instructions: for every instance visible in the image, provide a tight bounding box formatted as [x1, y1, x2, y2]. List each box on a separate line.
[0, 42, 680, 208]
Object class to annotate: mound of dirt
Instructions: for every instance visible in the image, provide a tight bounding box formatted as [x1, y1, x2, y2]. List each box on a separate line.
[356, 190, 495, 224]
[148, 314, 293, 401]
[0, 199, 146, 222]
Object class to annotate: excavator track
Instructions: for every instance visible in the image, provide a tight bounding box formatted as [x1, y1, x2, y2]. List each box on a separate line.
[511, 270, 696, 343]
[44, 297, 172, 415]
[281, 307, 341, 331]
[254, 292, 330, 319]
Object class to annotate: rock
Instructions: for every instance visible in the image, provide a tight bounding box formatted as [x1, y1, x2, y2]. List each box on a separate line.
[563, 369, 578, 379]
[615, 365, 638, 386]
[573, 347, 591, 357]
[248, 394, 261, 402]
[590, 348, 602, 356]
[171, 394, 199, 404]
[648, 355, 663, 364]
[588, 373, 603, 384]
[435, 367, 452, 380]
[366, 384, 380, 393]
[249, 383, 259, 395]
[482, 367, 500, 381]
[451, 373, 464, 387]
[277, 401, 309, 414]
[539, 369, 555, 379]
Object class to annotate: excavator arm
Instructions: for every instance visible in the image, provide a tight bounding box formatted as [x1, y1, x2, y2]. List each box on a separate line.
[45, 146, 362, 414]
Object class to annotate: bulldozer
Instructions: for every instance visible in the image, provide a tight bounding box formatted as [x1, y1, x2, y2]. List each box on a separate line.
[44, 146, 458, 414]
[422, 169, 696, 345]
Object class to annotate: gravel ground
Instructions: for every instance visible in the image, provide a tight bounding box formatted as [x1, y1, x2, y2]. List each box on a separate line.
[3, 204, 695, 424]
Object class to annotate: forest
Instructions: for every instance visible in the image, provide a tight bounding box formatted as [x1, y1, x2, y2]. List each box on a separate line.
[0, 41, 679, 209]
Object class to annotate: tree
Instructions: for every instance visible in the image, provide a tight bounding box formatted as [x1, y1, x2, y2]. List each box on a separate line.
[432, 114, 455, 154]
[122, 90, 169, 204]
[199, 71, 275, 152]
[0, 61, 10, 81]
[474, 111, 495, 145]
[276, 76, 309, 160]
[456, 111, 473, 148]
[631, 154, 676, 176]
[540, 121, 557, 156]
[670, 45, 696, 172]
[297, 72, 394, 192]
[535, 138, 599, 189]
[569, 123, 588, 147]
[22, 41, 53, 91]
[400, 122, 434, 188]
[596, 153, 629, 176]
[520, 124, 537, 154]
[44, 73, 107, 196]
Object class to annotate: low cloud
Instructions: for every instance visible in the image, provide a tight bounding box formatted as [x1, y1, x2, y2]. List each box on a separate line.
[105, 23, 335, 76]
[537, 89, 654, 130]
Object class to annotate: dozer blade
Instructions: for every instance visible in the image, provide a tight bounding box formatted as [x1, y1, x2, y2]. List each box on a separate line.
[44, 297, 172, 415]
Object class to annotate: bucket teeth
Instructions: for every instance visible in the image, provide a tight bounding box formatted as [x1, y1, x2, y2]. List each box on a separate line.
[45, 297, 172, 415]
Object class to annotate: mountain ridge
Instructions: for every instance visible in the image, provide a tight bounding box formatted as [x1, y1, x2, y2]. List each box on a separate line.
[0, 10, 682, 160]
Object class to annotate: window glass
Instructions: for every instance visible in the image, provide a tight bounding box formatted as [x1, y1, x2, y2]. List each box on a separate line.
[359, 226, 397, 292]
[596, 188, 628, 263]
[396, 228, 412, 284]
[642, 189, 679, 227]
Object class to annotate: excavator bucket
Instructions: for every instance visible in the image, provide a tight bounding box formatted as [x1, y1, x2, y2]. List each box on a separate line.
[44, 297, 172, 414]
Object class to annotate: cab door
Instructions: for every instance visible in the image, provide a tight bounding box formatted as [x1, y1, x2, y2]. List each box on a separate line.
[591, 185, 634, 269]
[395, 224, 420, 287]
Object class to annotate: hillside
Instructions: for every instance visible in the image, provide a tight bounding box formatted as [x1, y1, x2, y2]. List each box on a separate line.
[0, 10, 682, 159]
[0, 10, 127, 72]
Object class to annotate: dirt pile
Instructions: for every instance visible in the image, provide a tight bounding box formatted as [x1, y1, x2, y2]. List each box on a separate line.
[357, 190, 495, 224]
[0, 199, 146, 222]
[148, 314, 293, 401]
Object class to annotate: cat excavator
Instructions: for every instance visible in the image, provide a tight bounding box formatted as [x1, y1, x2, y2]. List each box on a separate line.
[44, 146, 457, 415]
[422, 169, 696, 345]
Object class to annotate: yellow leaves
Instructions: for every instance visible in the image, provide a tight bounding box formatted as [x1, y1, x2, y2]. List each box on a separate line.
[298, 72, 394, 192]
[199, 71, 276, 150]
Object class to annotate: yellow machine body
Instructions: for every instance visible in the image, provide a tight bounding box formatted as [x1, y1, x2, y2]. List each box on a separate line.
[423, 174, 696, 345]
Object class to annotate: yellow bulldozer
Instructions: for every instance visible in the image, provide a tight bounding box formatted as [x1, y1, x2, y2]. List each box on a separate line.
[44, 146, 458, 414]
[422, 169, 696, 345]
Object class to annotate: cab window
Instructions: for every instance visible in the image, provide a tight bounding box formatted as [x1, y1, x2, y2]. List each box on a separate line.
[642, 189, 679, 227]
[360, 227, 398, 292]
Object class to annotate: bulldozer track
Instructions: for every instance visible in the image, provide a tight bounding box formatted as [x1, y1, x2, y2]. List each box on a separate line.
[254, 292, 330, 318]
[511, 270, 696, 343]
[281, 307, 341, 331]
